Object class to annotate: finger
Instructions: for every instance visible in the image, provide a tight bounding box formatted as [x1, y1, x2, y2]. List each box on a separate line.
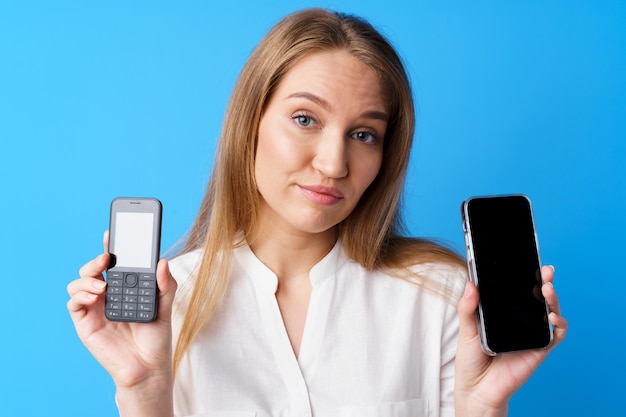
[549, 311, 568, 347]
[79, 253, 110, 279]
[541, 265, 555, 285]
[67, 276, 107, 297]
[457, 281, 480, 341]
[540, 270, 568, 348]
[454, 281, 489, 390]
[67, 289, 102, 313]
[103, 230, 109, 253]
[67, 276, 107, 314]
[156, 259, 176, 293]
[156, 259, 178, 320]
[541, 280, 561, 317]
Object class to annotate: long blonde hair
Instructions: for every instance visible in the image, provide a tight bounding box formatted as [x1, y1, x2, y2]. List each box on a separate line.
[172, 8, 464, 375]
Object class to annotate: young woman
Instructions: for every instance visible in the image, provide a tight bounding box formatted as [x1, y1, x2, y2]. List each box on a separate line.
[67, 9, 567, 417]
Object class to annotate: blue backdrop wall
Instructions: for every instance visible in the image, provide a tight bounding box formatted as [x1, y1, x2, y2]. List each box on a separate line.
[1, 1, 624, 416]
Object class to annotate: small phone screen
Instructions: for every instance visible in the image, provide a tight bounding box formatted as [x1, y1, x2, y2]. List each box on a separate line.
[111, 212, 154, 268]
[467, 196, 551, 352]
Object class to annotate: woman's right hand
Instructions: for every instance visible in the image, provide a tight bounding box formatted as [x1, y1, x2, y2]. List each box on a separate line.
[66, 232, 178, 392]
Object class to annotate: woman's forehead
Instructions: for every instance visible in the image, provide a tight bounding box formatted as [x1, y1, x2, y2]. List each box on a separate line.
[273, 50, 389, 113]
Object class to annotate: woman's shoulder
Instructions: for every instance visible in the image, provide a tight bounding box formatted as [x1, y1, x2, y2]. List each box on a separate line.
[409, 261, 468, 297]
[168, 249, 204, 287]
[376, 237, 468, 304]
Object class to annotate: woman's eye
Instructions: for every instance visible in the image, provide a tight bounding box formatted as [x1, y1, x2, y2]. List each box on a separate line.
[352, 131, 381, 144]
[293, 114, 314, 127]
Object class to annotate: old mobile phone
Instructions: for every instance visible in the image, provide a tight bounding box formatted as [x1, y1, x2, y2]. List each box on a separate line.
[461, 195, 553, 355]
[105, 197, 162, 322]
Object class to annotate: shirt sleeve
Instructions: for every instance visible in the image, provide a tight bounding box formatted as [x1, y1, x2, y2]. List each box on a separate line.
[439, 266, 466, 417]
[439, 299, 460, 416]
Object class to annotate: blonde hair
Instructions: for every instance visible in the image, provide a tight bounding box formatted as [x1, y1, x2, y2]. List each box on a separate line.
[172, 8, 464, 375]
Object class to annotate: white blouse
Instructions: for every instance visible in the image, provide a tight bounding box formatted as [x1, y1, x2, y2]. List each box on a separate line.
[169, 241, 465, 417]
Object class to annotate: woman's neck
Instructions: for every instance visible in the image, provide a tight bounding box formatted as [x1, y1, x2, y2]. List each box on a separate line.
[248, 223, 337, 284]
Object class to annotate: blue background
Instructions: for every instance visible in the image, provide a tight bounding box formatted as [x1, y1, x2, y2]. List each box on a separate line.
[1, 0, 624, 415]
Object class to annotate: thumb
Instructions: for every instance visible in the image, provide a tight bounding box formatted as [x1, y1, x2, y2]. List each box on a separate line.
[156, 259, 178, 320]
[457, 281, 480, 342]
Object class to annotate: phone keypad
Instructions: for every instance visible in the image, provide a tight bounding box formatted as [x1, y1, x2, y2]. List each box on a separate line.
[105, 271, 157, 321]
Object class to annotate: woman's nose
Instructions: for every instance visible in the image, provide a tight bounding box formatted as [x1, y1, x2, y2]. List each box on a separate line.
[312, 132, 349, 179]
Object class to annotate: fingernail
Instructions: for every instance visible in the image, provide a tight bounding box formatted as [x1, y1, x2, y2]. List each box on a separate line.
[93, 280, 106, 290]
[549, 311, 558, 325]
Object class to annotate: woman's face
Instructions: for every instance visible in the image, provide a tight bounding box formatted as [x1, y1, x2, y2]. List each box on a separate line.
[255, 49, 388, 236]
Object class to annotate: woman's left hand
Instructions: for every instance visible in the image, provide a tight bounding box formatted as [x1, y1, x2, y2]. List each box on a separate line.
[454, 265, 568, 417]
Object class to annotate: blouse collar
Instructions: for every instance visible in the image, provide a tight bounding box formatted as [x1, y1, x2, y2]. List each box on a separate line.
[233, 239, 348, 293]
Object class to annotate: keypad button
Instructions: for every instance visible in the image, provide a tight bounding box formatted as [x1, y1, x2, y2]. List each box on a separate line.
[138, 303, 153, 312]
[139, 280, 155, 289]
[107, 294, 121, 303]
[107, 286, 122, 295]
[124, 273, 138, 287]
[122, 311, 137, 319]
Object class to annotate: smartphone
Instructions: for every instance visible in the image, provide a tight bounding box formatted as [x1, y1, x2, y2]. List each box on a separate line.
[461, 195, 553, 355]
[105, 197, 162, 322]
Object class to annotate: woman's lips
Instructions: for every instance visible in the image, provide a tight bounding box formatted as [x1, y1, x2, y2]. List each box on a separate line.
[299, 185, 344, 206]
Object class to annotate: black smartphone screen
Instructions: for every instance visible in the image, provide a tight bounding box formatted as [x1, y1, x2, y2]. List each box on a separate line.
[464, 195, 552, 354]
[106, 197, 162, 322]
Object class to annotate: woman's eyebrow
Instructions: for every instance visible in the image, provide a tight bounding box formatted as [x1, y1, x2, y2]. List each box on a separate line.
[362, 110, 389, 122]
[287, 92, 331, 110]
[286, 91, 388, 122]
